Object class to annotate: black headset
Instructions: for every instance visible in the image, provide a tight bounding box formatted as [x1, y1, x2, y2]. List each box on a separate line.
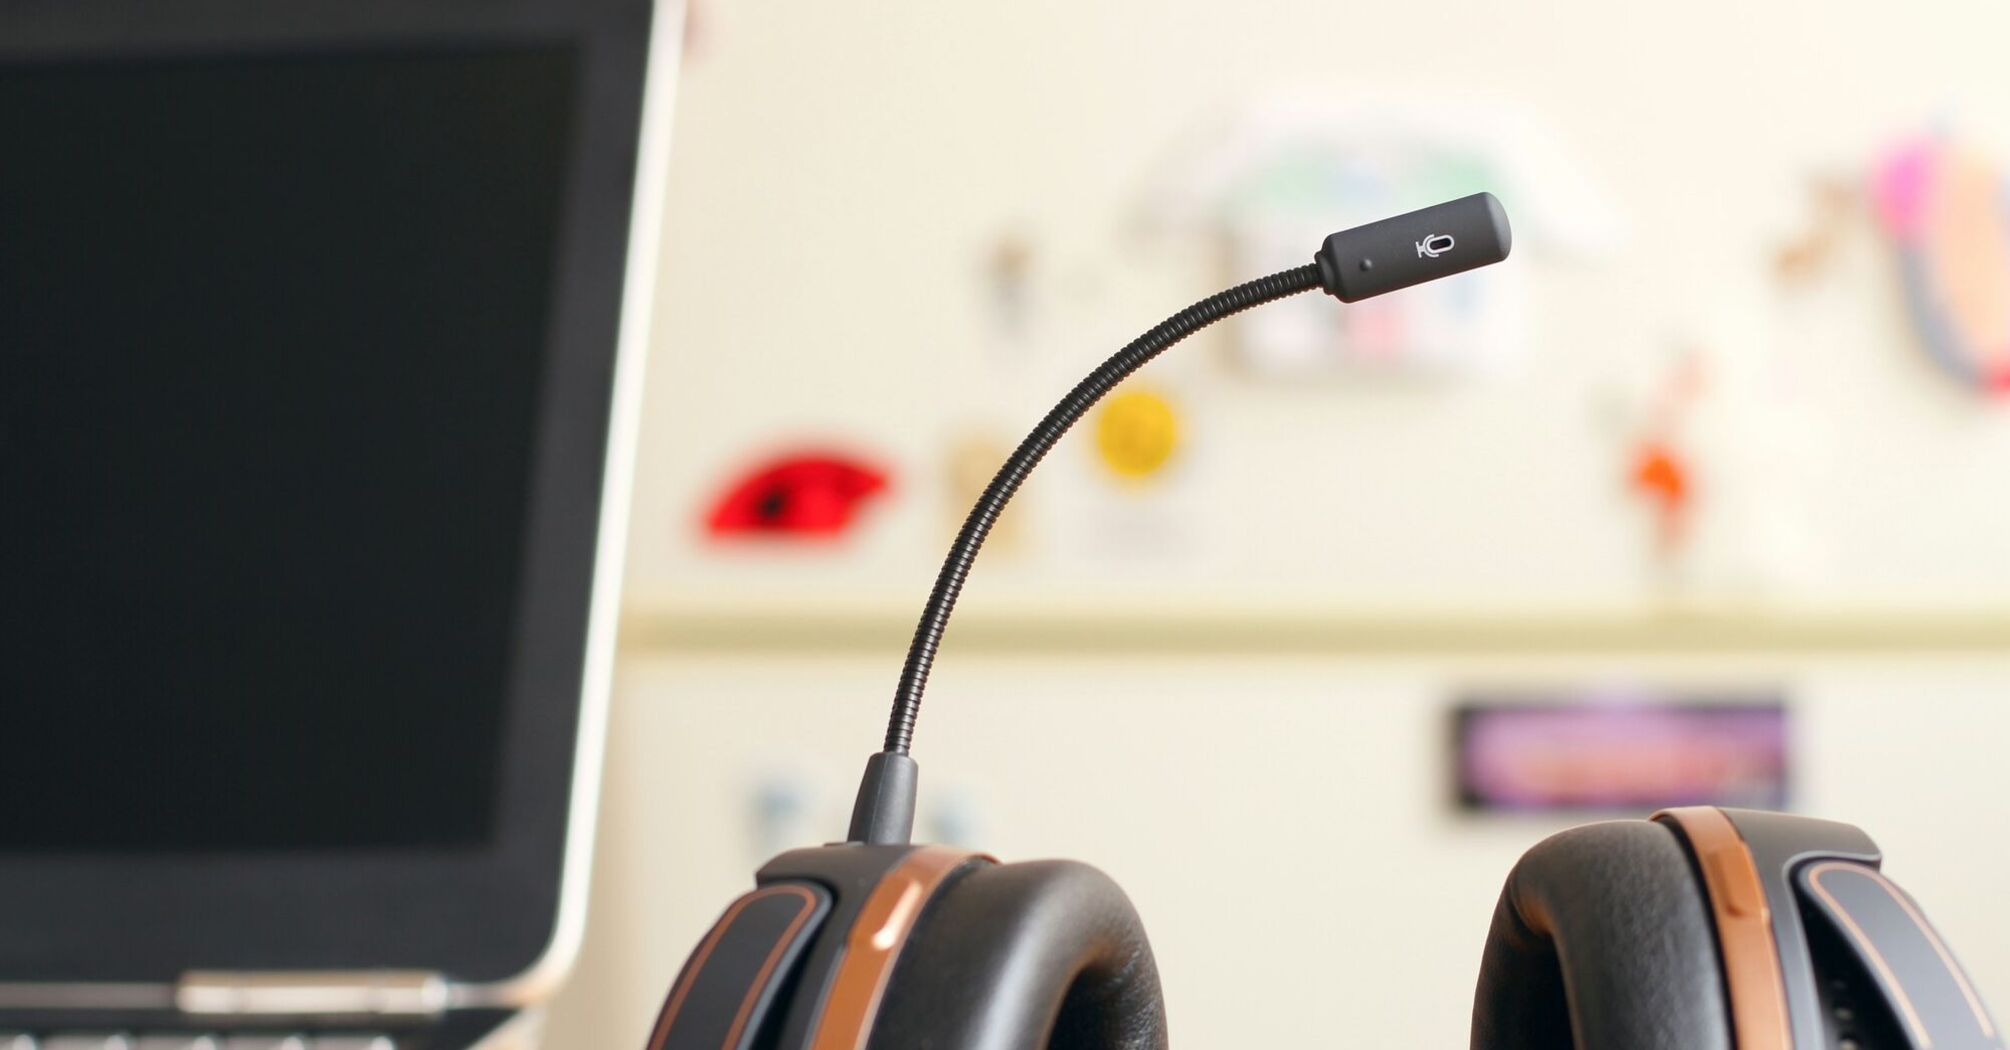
[645, 195, 2003, 1050]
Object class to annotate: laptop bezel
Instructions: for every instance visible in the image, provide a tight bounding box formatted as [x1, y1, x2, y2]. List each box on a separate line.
[0, 0, 670, 990]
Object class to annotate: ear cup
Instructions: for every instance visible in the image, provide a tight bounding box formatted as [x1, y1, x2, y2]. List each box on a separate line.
[1471, 820, 1731, 1050]
[868, 859, 1168, 1050]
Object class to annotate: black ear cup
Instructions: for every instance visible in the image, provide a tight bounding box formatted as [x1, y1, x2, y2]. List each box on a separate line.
[868, 859, 1169, 1050]
[1471, 820, 1730, 1050]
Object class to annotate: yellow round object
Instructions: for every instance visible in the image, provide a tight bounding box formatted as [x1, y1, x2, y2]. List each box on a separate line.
[1094, 389, 1181, 479]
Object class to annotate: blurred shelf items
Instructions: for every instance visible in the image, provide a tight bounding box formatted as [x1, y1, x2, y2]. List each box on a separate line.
[633, 102, 2010, 635]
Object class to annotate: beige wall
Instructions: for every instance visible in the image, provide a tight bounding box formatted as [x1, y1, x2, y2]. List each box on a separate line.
[545, 0, 2010, 1044]
[625, 0, 2010, 617]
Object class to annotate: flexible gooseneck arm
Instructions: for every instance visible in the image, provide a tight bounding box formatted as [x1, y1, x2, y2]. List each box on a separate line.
[887, 263, 1325, 757]
[848, 192, 1512, 845]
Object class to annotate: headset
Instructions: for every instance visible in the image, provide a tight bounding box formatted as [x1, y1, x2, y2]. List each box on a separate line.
[644, 195, 2004, 1050]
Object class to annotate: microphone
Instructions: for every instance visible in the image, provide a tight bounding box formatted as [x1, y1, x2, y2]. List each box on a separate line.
[1315, 191, 1512, 302]
[846, 192, 1514, 845]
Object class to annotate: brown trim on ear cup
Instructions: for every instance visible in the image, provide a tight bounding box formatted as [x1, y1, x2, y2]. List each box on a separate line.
[807, 845, 987, 1050]
[647, 883, 826, 1050]
[1804, 863, 1933, 1045]
[1803, 860, 2000, 1046]
[1656, 806, 1792, 1050]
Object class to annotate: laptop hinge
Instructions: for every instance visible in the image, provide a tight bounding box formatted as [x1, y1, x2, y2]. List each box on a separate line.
[176, 971, 449, 1020]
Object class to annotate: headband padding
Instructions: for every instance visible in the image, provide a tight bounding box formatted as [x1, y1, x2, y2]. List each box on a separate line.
[1471, 819, 1731, 1050]
[869, 859, 1167, 1050]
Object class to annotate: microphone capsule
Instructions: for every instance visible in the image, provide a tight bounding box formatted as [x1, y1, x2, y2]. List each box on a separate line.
[1313, 192, 1512, 303]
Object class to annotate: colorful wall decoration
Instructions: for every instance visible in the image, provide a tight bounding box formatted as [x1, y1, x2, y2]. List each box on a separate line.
[1875, 134, 2010, 395]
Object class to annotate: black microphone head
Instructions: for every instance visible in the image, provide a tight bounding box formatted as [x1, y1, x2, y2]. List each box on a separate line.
[1313, 191, 1512, 303]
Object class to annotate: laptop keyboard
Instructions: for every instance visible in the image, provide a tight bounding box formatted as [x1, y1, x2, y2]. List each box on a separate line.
[3, 1036, 396, 1050]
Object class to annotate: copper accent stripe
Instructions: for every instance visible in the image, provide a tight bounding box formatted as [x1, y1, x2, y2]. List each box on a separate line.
[1804, 861, 1997, 1048]
[806, 846, 983, 1050]
[1876, 871, 1997, 1039]
[647, 884, 822, 1050]
[722, 886, 825, 1050]
[1803, 863, 1931, 1046]
[1656, 807, 1792, 1050]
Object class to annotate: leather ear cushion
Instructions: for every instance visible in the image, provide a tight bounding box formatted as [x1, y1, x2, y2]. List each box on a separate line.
[868, 859, 1168, 1050]
[1471, 820, 1731, 1050]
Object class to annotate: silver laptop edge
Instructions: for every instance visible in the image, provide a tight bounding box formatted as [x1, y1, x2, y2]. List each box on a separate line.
[455, 0, 686, 1013]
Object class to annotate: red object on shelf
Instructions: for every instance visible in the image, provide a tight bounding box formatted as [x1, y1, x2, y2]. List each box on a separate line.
[704, 453, 891, 538]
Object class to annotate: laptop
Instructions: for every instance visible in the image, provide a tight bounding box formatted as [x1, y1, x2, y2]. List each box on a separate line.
[0, 1, 677, 1047]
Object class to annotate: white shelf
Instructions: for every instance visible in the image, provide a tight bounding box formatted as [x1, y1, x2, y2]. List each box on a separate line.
[618, 601, 2010, 656]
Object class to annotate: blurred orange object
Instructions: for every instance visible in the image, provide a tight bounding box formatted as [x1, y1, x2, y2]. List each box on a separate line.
[1629, 441, 1690, 551]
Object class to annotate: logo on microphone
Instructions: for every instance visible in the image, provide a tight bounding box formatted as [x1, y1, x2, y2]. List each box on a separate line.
[1416, 234, 1456, 258]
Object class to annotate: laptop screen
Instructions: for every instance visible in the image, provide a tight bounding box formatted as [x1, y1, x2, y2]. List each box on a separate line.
[0, 46, 581, 852]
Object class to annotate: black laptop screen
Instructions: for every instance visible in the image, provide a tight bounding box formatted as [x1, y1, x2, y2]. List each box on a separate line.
[0, 46, 580, 852]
